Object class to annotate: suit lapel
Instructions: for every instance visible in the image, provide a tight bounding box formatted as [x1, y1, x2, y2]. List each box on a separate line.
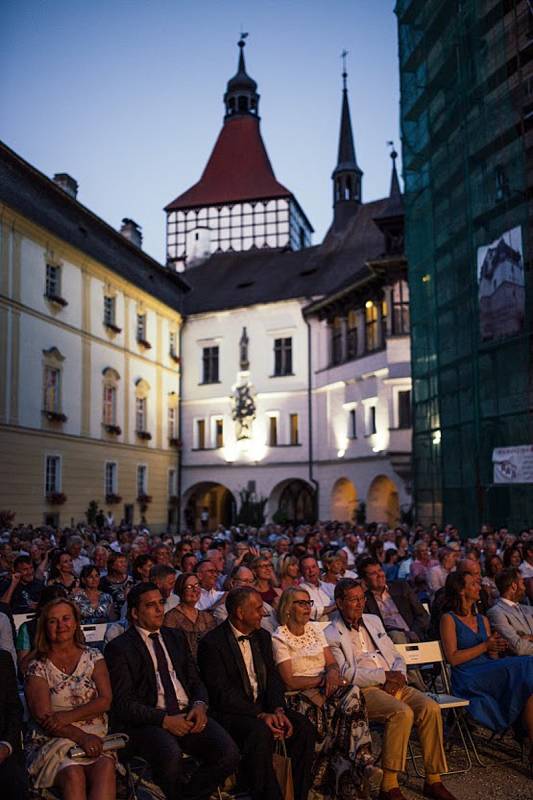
[129, 627, 158, 699]
[161, 627, 188, 687]
[222, 621, 254, 701]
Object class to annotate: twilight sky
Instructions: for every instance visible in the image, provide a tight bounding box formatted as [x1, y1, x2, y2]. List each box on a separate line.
[1, 0, 401, 263]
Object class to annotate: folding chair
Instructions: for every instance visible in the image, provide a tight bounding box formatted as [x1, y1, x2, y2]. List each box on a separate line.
[394, 640, 472, 776]
[14, 612, 36, 631]
[81, 622, 108, 651]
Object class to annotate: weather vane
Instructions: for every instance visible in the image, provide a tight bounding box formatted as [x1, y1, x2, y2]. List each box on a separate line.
[387, 140, 398, 159]
[239, 29, 249, 47]
[341, 49, 349, 89]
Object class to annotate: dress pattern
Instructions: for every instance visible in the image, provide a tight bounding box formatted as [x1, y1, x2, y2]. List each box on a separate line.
[163, 605, 216, 659]
[273, 624, 373, 800]
[25, 647, 112, 788]
[71, 590, 114, 623]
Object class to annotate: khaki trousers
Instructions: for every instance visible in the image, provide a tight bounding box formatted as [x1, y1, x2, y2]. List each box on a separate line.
[363, 685, 447, 775]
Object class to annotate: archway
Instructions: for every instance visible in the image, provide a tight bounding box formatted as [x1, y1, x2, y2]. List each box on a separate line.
[330, 478, 358, 523]
[366, 475, 400, 527]
[269, 479, 316, 524]
[183, 482, 236, 533]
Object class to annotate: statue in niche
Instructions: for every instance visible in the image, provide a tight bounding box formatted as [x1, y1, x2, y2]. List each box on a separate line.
[239, 327, 249, 371]
[231, 382, 256, 440]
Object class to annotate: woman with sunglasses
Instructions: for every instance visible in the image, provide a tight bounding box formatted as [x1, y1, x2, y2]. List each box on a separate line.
[164, 572, 216, 659]
[272, 587, 378, 800]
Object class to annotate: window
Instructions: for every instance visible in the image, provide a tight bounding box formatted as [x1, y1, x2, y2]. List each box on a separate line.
[346, 310, 358, 360]
[136, 313, 146, 342]
[366, 405, 377, 435]
[349, 408, 357, 439]
[104, 296, 116, 326]
[168, 468, 177, 496]
[136, 397, 146, 432]
[398, 390, 412, 429]
[202, 346, 219, 383]
[45, 455, 61, 494]
[169, 331, 177, 357]
[391, 280, 410, 334]
[274, 337, 292, 376]
[215, 418, 224, 448]
[43, 366, 61, 413]
[268, 415, 278, 447]
[105, 462, 117, 495]
[137, 465, 147, 496]
[196, 419, 206, 449]
[45, 264, 60, 298]
[289, 413, 299, 445]
[103, 385, 117, 426]
[331, 319, 343, 365]
[168, 405, 177, 439]
[364, 302, 379, 352]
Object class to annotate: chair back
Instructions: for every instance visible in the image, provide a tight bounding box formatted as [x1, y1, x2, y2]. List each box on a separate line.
[13, 612, 36, 632]
[81, 622, 108, 648]
[394, 640, 443, 665]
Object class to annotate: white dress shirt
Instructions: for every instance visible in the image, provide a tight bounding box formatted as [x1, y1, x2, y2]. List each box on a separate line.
[228, 621, 258, 701]
[299, 580, 332, 620]
[196, 587, 225, 611]
[349, 622, 390, 675]
[135, 626, 189, 710]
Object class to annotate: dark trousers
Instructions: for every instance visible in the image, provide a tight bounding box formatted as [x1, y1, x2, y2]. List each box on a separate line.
[214, 710, 315, 800]
[0, 754, 28, 800]
[127, 718, 240, 800]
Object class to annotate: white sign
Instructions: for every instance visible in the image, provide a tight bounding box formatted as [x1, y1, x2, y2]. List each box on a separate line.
[492, 445, 533, 484]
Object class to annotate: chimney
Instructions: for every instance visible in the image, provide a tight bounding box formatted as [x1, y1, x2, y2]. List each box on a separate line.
[120, 218, 143, 248]
[53, 173, 78, 198]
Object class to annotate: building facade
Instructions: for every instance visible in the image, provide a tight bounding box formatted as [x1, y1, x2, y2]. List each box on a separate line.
[0, 144, 188, 530]
[397, 0, 533, 531]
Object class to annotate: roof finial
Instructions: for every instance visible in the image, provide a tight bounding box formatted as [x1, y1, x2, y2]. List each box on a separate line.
[387, 141, 401, 197]
[341, 49, 348, 91]
[387, 140, 398, 161]
[238, 30, 249, 49]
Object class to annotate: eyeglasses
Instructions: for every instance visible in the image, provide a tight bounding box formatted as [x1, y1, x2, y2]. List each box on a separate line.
[293, 599, 314, 607]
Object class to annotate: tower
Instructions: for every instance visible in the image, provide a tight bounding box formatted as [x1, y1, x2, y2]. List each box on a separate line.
[165, 37, 313, 269]
[331, 57, 363, 232]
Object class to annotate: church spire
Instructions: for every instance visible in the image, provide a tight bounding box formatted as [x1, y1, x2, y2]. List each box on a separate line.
[332, 52, 363, 231]
[224, 34, 260, 121]
[388, 142, 401, 197]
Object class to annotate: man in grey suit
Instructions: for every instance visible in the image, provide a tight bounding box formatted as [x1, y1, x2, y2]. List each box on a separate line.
[325, 578, 456, 800]
[487, 567, 533, 655]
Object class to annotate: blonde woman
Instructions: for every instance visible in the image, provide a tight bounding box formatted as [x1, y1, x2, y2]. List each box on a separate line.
[272, 587, 378, 800]
[25, 598, 116, 799]
[278, 554, 301, 591]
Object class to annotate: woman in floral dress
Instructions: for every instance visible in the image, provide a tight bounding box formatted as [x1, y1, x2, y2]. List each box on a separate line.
[25, 598, 116, 798]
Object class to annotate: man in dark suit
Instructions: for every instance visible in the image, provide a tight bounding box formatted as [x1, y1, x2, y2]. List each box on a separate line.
[359, 558, 429, 643]
[0, 649, 27, 799]
[105, 582, 239, 800]
[198, 587, 315, 800]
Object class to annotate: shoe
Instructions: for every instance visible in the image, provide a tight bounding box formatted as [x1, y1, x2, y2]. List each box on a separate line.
[378, 789, 408, 800]
[422, 782, 459, 800]
[363, 765, 383, 797]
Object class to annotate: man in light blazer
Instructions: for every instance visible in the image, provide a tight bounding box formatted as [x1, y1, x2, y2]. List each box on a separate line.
[487, 567, 533, 655]
[325, 578, 456, 800]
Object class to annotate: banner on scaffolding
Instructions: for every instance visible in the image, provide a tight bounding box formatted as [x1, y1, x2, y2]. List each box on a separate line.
[493, 445, 533, 484]
[477, 226, 525, 342]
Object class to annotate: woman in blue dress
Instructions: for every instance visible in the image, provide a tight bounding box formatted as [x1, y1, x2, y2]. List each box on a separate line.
[440, 571, 533, 760]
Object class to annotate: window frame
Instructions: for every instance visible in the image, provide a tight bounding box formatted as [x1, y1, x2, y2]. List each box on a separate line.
[44, 454, 62, 495]
[289, 413, 299, 446]
[202, 346, 219, 384]
[105, 461, 118, 496]
[273, 337, 293, 377]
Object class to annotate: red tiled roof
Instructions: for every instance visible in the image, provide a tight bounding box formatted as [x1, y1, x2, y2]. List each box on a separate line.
[165, 116, 290, 211]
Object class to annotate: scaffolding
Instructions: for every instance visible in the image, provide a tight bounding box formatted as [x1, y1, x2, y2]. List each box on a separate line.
[396, 0, 533, 532]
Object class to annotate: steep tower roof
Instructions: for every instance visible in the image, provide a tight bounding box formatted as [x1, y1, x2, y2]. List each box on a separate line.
[331, 56, 363, 232]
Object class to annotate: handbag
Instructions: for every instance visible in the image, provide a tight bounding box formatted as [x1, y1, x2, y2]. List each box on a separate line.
[272, 737, 294, 800]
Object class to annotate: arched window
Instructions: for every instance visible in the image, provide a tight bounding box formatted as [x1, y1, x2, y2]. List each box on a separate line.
[135, 378, 151, 439]
[42, 347, 66, 421]
[102, 367, 120, 431]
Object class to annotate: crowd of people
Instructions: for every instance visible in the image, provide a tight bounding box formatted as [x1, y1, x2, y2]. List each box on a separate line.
[0, 518, 532, 800]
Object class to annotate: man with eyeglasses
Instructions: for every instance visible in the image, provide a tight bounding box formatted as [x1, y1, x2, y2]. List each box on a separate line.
[213, 566, 277, 631]
[325, 578, 457, 800]
[299, 556, 336, 621]
[194, 560, 225, 611]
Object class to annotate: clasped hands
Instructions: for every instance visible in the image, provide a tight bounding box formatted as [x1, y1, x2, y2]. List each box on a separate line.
[257, 709, 293, 739]
[163, 704, 208, 737]
[486, 631, 508, 657]
[382, 670, 406, 696]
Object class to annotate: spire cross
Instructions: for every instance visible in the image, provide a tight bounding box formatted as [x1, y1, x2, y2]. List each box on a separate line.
[341, 49, 348, 90]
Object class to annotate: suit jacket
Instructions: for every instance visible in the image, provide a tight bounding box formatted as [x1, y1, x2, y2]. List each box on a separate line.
[325, 611, 406, 688]
[364, 580, 429, 641]
[0, 649, 23, 753]
[197, 621, 284, 718]
[487, 598, 533, 656]
[104, 625, 208, 730]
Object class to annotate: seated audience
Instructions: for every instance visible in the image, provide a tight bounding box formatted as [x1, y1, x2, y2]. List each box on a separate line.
[481, 554, 503, 606]
[105, 582, 239, 800]
[273, 587, 378, 800]
[25, 598, 116, 799]
[99, 553, 133, 617]
[359, 559, 429, 644]
[131, 554, 154, 583]
[486, 567, 533, 656]
[66, 535, 90, 576]
[181, 552, 198, 575]
[71, 566, 115, 623]
[48, 550, 80, 594]
[429, 557, 490, 640]
[299, 556, 336, 620]
[519, 540, 533, 580]
[382, 549, 399, 582]
[164, 573, 216, 659]
[16, 585, 67, 675]
[409, 541, 438, 601]
[252, 556, 281, 607]
[198, 587, 315, 800]
[427, 547, 456, 599]
[440, 572, 533, 757]
[194, 560, 225, 611]
[0, 554, 43, 612]
[150, 564, 179, 614]
[320, 552, 345, 601]
[326, 578, 457, 800]
[0, 649, 27, 799]
[277, 554, 301, 591]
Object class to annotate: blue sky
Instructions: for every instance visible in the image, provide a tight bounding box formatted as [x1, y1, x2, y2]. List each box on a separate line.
[1, 1, 401, 262]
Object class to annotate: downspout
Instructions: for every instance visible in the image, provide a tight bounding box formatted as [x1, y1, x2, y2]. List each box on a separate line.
[305, 316, 319, 519]
[176, 319, 185, 537]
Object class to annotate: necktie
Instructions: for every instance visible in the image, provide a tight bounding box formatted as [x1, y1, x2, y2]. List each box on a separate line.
[149, 632, 180, 714]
